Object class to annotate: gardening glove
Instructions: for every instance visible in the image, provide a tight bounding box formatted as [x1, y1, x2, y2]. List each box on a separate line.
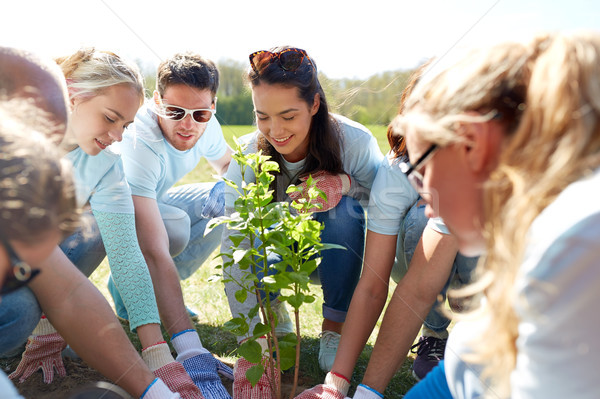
[295, 372, 350, 399]
[201, 180, 226, 219]
[288, 171, 351, 213]
[142, 342, 205, 399]
[9, 316, 67, 384]
[351, 384, 384, 399]
[233, 338, 279, 399]
[172, 329, 232, 399]
[141, 377, 181, 399]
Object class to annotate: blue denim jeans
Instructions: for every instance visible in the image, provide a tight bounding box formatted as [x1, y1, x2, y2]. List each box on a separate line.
[391, 201, 478, 333]
[0, 217, 105, 356]
[159, 182, 225, 280]
[249, 196, 366, 324]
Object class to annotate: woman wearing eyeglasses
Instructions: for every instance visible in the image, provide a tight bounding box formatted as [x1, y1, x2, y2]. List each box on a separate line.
[221, 46, 383, 395]
[4, 48, 205, 398]
[395, 32, 600, 399]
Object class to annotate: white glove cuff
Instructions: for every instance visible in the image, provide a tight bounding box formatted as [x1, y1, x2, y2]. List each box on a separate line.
[32, 317, 57, 336]
[142, 342, 175, 372]
[325, 372, 350, 396]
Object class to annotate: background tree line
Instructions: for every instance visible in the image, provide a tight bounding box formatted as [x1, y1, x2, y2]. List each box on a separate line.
[141, 58, 415, 126]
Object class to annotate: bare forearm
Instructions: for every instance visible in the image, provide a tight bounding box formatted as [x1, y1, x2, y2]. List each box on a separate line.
[143, 251, 193, 336]
[332, 286, 388, 378]
[30, 250, 155, 396]
[362, 281, 432, 392]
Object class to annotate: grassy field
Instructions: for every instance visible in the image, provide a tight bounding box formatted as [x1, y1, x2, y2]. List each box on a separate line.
[89, 124, 419, 396]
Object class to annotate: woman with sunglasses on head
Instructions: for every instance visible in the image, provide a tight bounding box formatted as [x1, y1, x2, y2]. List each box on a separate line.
[5, 48, 202, 398]
[298, 62, 477, 399]
[222, 46, 383, 397]
[396, 31, 600, 399]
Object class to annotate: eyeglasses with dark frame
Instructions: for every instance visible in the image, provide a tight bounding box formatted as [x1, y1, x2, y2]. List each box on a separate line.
[399, 144, 439, 192]
[249, 48, 314, 74]
[0, 239, 41, 296]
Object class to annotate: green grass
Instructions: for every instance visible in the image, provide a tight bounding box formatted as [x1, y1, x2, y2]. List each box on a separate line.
[90, 124, 418, 396]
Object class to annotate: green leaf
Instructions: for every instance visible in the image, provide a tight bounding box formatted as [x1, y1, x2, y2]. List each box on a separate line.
[238, 339, 263, 364]
[235, 289, 248, 304]
[246, 363, 265, 388]
[223, 317, 248, 336]
[278, 346, 297, 371]
[252, 323, 271, 337]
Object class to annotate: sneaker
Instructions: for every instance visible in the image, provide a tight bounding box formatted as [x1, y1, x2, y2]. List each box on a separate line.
[272, 301, 294, 337]
[410, 335, 447, 381]
[318, 330, 341, 372]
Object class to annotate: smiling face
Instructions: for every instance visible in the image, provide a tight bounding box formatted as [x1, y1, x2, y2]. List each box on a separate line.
[68, 83, 140, 156]
[252, 83, 319, 163]
[405, 126, 490, 257]
[156, 84, 215, 151]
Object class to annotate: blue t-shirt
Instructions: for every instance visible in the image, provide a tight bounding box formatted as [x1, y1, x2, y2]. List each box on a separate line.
[118, 102, 228, 201]
[367, 152, 420, 235]
[65, 147, 133, 213]
[224, 114, 383, 207]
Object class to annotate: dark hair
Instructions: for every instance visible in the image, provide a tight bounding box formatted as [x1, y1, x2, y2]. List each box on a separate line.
[157, 52, 219, 98]
[248, 46, 343, 198]
[387, 59, 433, 160]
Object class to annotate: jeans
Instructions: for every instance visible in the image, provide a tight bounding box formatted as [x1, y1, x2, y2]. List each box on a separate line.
[391, 201, 478, 333]
[226, 195, 366, 330]
[0, 217, 105, 356]
[159, 182, 225, 280]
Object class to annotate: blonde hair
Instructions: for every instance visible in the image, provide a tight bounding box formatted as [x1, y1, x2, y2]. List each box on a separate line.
[0, 100, 80, 242]
[55, 47, 144, 106]
[396, 32, 600, 396]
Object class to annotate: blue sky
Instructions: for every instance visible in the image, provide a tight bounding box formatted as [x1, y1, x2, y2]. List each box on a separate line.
[3, 0, 599, 79]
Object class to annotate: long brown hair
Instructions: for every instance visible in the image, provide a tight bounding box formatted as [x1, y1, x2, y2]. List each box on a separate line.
[247, 46, 344, 199]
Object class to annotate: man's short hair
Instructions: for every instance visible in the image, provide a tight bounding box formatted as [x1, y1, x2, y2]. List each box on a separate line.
[156, 52, 219, 98]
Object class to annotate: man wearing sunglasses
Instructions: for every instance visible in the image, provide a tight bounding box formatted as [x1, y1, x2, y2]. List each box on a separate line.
[111, 52, 234, 395]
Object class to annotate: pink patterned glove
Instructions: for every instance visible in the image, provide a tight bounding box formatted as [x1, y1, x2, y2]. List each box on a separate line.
[142, 342, 205, 399]
[9, 316, 67, 384]
[233, 338, 279, 399]
[288, 171, 351, 213]
[295, 372, 350, 399]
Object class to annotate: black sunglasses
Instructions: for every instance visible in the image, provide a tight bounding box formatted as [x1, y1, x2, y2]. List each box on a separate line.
[1, 239, 41, 296]
[249, 48, 313, 74]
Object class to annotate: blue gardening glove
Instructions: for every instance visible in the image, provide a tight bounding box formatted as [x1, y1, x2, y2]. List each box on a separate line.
[201, 181, 225, 218]
[181, 353, 232, 399]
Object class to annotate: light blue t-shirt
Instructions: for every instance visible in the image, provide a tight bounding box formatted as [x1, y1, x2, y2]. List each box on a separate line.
[119, 102, 228, 201]
[224, 114, 384, 207]
[66, 147, 133, 213]
[367, 152, 420, 235]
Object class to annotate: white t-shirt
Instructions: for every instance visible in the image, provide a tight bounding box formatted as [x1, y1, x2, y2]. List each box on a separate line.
[445, 167, 600, 399]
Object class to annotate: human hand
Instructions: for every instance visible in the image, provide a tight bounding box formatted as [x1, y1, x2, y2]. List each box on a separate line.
[233, 338, 279, 399]
[181, 353, 232, 399]
[288, 171, 351, 213]
[351, 384, 383, 399]
[201, 180, 226, 218]
[142, 342, 205, 399]
[8, 316, 67, 384]
[295, 372, 350, 399]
